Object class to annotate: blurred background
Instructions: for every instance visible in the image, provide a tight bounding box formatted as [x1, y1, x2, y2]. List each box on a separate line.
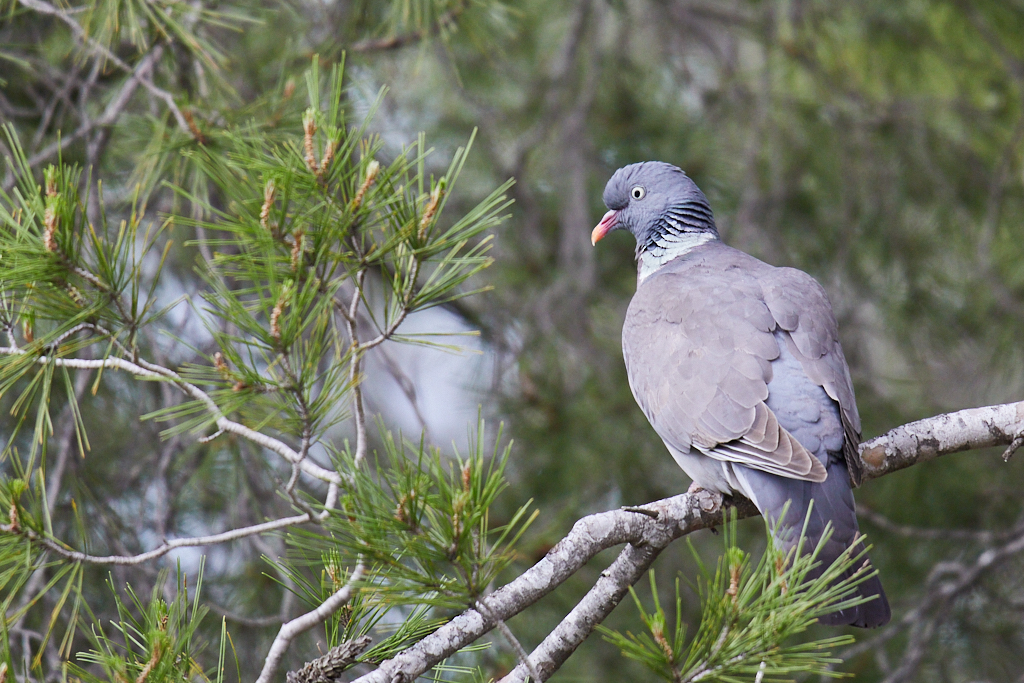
[4, 0, 1024, 680]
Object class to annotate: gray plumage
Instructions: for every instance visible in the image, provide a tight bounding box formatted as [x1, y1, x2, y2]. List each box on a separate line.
[598, 161, 890, 628]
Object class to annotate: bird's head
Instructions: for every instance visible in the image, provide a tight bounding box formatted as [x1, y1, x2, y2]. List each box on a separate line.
[591, 162, 718, 258]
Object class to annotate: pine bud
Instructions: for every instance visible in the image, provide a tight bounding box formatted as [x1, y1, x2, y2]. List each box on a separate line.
[395, 492, 411, 524]
[319, 139, 336, 176]
[651, 620, 673, 661]
[774, 556, 789, 596]
[303, 109, 318, 173]
[183, 109, 206, 145]
[350, 160, 380, 212]
[260, 180, 276, 232]
[214, 352, 229, 375]
[8, 498, 18, 533]
[43, 206, 58, 252]
[43, 167, 60, 252]
[418, 181, 445, 241]
[270, 287, 290, 342]
[727, 562, 741, 604]
[135, 642, 162, 683]
[290, 231, 304, 271]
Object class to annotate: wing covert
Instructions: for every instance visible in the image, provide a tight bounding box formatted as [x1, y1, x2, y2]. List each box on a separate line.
[622, 250, 828, 483]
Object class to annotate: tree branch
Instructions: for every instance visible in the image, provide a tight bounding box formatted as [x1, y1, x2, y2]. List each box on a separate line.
[0, 348, 346, 486]
[857, 400, 1024, 478]
[15, 44, 166, 177]
[15, 0, 190, 133]
[350, 491, 756, 683]
[498, 536, 667, 682]
[256, 562, 366, 683]
[349, 400, 1024, 683]
[350, 2, 466, 53]
[2, 512, 316, 566]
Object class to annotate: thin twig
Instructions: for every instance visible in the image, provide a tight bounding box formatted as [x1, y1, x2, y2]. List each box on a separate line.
[859, 505, 1024, 543]
[476, 599, 542, 683]
[1003, 432, 1024, 461]
[256, 562, 366, 683]
[621, 506, 660, 519]
[350, 2, 466, 53]
[2, 513, 315, 566]
[0, 347, 346, 486]
[15, 0, 190, 133]
[345, 270, 369, 468]
[4, 45, 165, 191]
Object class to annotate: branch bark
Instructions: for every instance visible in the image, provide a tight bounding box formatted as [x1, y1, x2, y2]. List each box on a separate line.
[349, 399, 1024, 683]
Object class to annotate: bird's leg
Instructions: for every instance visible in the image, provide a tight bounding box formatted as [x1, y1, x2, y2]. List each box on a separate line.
[686, 480, 705, 494]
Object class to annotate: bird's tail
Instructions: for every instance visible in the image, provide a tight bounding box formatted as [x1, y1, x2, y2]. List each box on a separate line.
[734, 461, 891, 628]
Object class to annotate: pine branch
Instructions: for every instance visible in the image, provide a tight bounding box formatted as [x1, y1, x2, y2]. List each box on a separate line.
[256, 563, 367, 683]
[348, 399, 1024, 683]
[0, 347, 347, 486]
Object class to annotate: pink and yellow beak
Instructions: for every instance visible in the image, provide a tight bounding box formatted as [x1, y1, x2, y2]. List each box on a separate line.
[591, 210, 619, 245]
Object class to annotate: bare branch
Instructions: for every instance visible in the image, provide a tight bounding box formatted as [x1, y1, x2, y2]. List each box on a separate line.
[2, 512, 315, 566]
[344, 270, 370, 468]
[858, 505, 1024, 543]
[1, 46, 166, 192]
[858, 400, 1024, 479]
[839, 522, 1024, 682]
[475, 599, 542, 683]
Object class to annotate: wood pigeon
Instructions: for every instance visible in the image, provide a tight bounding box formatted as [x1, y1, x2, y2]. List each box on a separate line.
[592, 161, 890, 627]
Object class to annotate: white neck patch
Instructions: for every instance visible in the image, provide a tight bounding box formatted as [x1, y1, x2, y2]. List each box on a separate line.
[637, 232, 716, 283]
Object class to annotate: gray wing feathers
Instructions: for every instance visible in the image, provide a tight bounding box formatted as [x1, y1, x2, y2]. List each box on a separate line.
[698, 403, 825, 480]
[762, 268, 864, 484]
[623, 244, 844, 484]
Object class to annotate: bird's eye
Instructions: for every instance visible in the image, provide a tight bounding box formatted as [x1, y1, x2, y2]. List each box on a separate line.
[630, 186, 645, 200]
